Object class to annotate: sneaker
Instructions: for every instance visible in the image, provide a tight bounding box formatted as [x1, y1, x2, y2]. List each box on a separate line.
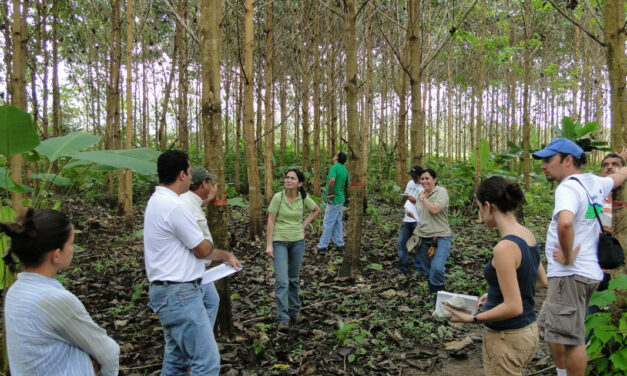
[318, 248, 328, 252]
[277, 322, 289, 332]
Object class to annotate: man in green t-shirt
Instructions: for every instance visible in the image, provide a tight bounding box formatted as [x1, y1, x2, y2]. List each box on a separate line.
[317, 152, 350, 251]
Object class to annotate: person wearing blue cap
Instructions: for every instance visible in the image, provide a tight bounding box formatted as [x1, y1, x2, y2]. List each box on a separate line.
[532, 138, 627, 376]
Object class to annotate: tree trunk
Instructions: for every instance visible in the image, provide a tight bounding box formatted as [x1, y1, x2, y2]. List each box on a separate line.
[340, 0, 363, 278]
[299, 0, 311, 173]
[242, 0, 263, 239]
[176, 0, 189, 151]
[522, 0, 531, 191]
[263, 0, 274, 202]
[474, 0, 486, 190]
[157, 45, 177, 152]
[408, 0, 423, 165]
[312, 1, 321, 199]
[279, 77, 287, 165]
[122, 0, 134, 229]
[235, 77, 242, 193]
[200, 0, 234, 338]
[604, 0, 627, 307]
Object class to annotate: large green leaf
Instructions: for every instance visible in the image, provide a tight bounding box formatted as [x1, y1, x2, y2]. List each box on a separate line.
[114, 148, 161, 161]
[0, 167, 34, 193]
[609, 347, 627, 371]
[30, 173, 71, 186]
[71, 150, 157, 175]
[35, 132, 101, 162]
[589, 289, 616, 307]
[609, 273, 627, 290]
[0, 105, 40, 157]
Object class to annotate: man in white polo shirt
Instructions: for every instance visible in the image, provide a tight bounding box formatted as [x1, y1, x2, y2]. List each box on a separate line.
[180, 167, 221, 325]
[144, 150, 241, 376]
[532, 139, 627, 376]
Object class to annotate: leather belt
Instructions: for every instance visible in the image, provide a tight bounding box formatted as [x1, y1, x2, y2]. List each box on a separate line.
[151, 278, 202, 286]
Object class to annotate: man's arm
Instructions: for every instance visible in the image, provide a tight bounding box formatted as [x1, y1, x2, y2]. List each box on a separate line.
[610, 166, 627, 189]
[327, 177, 336, 201]
[556, 210, 576, 265]
[193, 240, 242, 269]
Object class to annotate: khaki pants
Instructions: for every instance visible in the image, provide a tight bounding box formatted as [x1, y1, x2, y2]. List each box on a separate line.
[482, 322, 539, 376]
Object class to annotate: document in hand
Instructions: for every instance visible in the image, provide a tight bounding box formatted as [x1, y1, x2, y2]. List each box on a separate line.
[432, 291, 479, 320]
[201, 263, 241, 284]
[404, 200, 418, 219]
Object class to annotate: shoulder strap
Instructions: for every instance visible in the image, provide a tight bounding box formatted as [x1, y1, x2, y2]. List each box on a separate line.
[276, 191, 284, 218]
[568, 177, 606, 233]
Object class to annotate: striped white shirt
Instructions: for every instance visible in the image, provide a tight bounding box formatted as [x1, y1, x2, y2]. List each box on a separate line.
[4, 272, 119, 376]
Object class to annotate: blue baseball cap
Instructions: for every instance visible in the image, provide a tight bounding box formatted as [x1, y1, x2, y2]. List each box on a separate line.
[532, 138, 584, 160]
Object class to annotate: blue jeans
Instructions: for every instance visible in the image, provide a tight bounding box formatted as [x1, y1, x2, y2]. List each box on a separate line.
[414, 235, 452, 288]
[397, 221, 417, 273]
[148, 281, 220, 376]
[202, 282, 220, 326]
[273, 240, 306, 323]
[317, 203, 344, 248]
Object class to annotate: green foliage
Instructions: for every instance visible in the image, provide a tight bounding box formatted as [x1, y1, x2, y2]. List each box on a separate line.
[332, 319, 372, 349]
[0, 105, 40, 157]
[35, 132, 100, 162]
[585, 274, 627, 375]
[549, 116, 608, 153]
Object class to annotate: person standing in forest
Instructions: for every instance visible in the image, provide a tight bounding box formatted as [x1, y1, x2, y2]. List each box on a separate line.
[179, 167, 221, 325]
[2, 209, 120, 376]
[446, 176, 547, 376]
[397, 166, 424, 273]
[413, 168, 453, 304]
[266, 169, 320, 331]
[144, 150, 241, 376]
[532, 139, 627, 376]
[317, 152, 349, 252]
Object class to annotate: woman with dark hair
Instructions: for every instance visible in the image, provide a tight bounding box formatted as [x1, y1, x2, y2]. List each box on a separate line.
[414, 168, 453, 304]
[445, 176, 547, 375]
[265, 169, 320, 331]
[2, 208, 119, 376]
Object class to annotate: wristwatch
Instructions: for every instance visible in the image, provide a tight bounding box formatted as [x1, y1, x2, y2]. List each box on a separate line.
[473, 314, 479, 323]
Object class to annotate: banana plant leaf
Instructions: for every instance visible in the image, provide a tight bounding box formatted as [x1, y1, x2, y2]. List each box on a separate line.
[0, 105, 40, 157]
[35, 132, 101, 162]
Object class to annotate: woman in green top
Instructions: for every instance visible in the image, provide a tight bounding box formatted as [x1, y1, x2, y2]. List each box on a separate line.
[266, 169, 320, 330]
[414, 168, 452, 304]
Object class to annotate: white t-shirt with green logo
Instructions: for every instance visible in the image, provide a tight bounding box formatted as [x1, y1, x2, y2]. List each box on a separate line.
[403, 180, 424, 223]
[545, 173, 614, 280]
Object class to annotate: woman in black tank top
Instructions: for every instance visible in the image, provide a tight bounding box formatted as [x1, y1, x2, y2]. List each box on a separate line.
[445, 176, 548, 375]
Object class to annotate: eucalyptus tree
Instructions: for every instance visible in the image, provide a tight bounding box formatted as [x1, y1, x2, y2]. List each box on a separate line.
[242, 0, 263, 239]
[341, 0, 363, 278]
[8, 0, 28, 213]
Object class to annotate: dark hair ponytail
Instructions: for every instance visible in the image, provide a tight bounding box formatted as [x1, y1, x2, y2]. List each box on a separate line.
[0, 208, 72, 270]
[286, 168, 307, 200]
[476, 176, 525, 213]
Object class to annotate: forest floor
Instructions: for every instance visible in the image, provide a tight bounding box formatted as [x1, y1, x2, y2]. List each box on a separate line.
[2, 196, 557, 375]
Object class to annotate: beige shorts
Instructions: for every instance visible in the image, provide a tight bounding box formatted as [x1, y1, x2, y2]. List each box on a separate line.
[537, 275, 599, 346]
[482, 322, 539, 376]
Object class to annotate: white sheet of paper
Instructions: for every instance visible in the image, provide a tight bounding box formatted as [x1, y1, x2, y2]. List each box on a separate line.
[435, 291, 479, 316]
[202, 263, 240, 284]
[404, 200, 418, 219]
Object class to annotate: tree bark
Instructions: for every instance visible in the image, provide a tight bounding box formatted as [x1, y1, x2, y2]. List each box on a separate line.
[242, 0, 263, 239]
[263, 0, 274, 202]
[408, 0, 423, 165]
[122, 0, 134, 229]
[522, 0, 531, 191]
[340, 0, 363, 278]
[200, 0, 235, 338]
[312, 1, 321, 199]
[176, 0, 189, 151]
[474, 0, 486, 190]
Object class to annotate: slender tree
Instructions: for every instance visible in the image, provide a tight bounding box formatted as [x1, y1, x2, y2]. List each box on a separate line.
[242, 0, 263, 239]
[340, 0, 363, 278]
[263, 0, 274, 202]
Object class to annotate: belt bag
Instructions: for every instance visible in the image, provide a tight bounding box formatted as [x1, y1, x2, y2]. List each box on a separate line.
[570, 177, 625, 269]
